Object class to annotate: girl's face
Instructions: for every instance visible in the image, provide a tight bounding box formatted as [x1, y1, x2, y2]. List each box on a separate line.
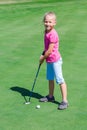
[44, 15, 56, 32]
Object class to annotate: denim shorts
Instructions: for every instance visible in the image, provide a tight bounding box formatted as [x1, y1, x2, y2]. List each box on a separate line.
[46, 58, 65, 84]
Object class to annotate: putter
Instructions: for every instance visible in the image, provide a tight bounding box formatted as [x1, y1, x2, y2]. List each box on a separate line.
[25, 63, 41, 104]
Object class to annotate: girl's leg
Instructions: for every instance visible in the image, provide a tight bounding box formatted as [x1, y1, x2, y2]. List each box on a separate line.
[58, 82, 68, 110]
[39, 80, 55, 102]
[59, 82, 67, 102]
[49, 80, 54, 98]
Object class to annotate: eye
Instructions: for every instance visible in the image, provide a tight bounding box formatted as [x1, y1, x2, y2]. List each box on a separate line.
[44, 20, 52, 24]
[44, 20, 48, 23]
[49, 21, 52, 23]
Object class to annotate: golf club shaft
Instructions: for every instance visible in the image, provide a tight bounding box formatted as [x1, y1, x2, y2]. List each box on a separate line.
[24, 96, 28, 102]
[29, 63, 41, 102]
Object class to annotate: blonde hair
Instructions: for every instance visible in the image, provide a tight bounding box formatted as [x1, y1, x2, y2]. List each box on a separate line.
[43, 12, 56, 21]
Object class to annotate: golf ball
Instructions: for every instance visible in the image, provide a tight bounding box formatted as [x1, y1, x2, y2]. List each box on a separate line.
[36, 105, 40, 109]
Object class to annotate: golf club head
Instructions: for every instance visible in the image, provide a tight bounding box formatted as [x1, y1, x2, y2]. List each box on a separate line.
[24, 102, 30, 105]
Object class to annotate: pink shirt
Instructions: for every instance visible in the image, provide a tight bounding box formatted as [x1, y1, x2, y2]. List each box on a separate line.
[44, 29, 61, 63]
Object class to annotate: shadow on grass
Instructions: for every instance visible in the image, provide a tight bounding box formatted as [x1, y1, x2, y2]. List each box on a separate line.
[10, 86, 59, 105]
[10, 86, 43, 102]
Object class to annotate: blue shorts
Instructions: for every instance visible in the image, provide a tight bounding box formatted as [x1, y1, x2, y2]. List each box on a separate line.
[46, 58, 65, 84]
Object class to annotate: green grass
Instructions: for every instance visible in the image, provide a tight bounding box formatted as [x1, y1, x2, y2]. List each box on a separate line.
[0, 0, 87, 130]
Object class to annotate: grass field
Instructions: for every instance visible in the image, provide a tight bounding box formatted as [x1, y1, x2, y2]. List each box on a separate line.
[0, 0, 87, 130]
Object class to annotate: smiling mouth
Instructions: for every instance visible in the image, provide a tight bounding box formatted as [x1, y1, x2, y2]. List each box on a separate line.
[46, 26, 50, 28]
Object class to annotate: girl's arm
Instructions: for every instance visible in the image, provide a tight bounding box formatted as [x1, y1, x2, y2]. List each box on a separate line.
[39, 43, 54, 64]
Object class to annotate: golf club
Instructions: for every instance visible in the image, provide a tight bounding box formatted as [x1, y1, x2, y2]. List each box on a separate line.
[25, 63, 41, 104]
[24, 96, 30, 104]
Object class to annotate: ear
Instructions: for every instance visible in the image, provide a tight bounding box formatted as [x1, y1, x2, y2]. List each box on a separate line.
[54, 20, 56, 26]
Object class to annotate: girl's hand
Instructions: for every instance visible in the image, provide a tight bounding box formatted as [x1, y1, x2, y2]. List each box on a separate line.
[39, 55, 44, 64]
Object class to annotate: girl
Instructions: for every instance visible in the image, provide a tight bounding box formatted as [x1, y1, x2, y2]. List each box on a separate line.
[39, 12, 68, 110]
